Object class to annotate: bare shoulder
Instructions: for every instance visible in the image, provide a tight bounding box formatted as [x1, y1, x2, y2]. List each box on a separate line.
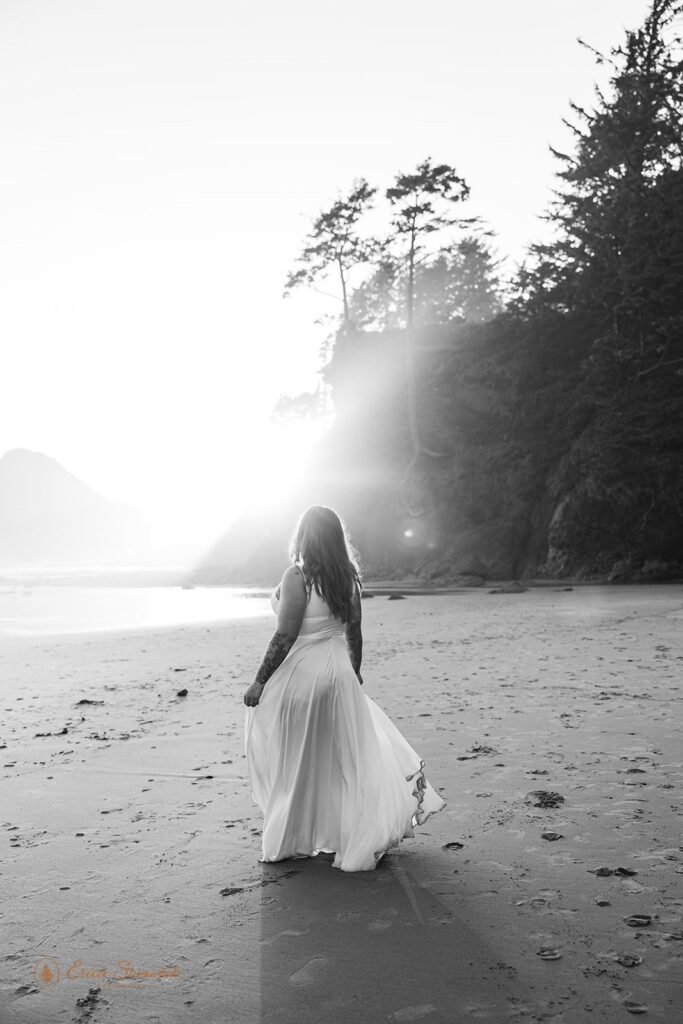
[277, 565, 307, 628]
[282, 564, 304, 581]
[281, 564, 306, 593]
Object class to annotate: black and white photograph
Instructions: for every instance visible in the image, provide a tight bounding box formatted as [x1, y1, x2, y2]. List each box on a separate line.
[1, 1, 682, 1021]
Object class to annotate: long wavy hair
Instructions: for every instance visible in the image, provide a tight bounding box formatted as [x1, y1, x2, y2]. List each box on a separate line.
[289, 505, 362, 622]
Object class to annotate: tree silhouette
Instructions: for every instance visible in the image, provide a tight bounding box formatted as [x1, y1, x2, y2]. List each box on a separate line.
[348, 234, 502, 330]
[520, 0, 683, 382]
[385, 157, 472, 328]
[284, 178, 378, 331]
[346, 254, 403, 332]
[383, 158, 473, 512]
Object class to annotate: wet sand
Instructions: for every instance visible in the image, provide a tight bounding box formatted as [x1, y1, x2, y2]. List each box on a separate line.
[1, 585, 682, 1023]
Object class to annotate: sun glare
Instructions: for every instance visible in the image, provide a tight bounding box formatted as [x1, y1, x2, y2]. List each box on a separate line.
[235, 414, 331, 517]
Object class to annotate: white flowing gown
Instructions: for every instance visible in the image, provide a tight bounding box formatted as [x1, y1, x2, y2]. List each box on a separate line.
[244, 587, 446, 871]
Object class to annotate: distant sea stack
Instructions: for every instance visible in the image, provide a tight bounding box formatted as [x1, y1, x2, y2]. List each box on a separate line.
[0, 448, 150, 564]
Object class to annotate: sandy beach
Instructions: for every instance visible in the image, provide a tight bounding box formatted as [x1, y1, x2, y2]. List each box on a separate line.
[1, 584, 682, 1024]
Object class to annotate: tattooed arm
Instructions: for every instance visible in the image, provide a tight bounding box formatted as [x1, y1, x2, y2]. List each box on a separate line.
[243, 566, 307, 706]
[345, 582, 363, 685]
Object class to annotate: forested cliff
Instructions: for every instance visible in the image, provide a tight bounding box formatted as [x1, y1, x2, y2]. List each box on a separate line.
[192, 1, 683, 585]
[312, 313, 682, 582]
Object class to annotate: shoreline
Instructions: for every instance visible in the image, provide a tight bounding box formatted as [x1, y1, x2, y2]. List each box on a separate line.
[185, 576, 683, 593]
[362, 577, 683, 594]
[3, 560, 682, 594]
[1, 579, 682, 643]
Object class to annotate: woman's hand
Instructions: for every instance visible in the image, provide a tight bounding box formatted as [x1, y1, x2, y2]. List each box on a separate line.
[243, 681, 265, 707]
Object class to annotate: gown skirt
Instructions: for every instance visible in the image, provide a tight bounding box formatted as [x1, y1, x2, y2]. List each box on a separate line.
[244, 589, 446, 872]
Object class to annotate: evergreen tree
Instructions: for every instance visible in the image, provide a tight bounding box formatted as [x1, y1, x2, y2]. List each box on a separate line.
[413, 236, 503, 326]
[284, 178, 378, 331]
[348, 235, 502, 330]
[520, 0, 683, 383]
[346, 254, 403, 332]
[384, 157, 471, 328]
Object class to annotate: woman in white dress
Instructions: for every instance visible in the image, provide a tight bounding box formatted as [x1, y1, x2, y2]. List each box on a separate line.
[243, 505, 445, 872]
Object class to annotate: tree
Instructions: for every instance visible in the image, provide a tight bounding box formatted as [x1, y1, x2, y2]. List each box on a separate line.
[383, 158, 473, 512]
[385, 157, 472, 328]
[413, 236, 503, 326]
[348, 234, 502, 330]
[284, 178, 378, 331]
[346, 254, 403, 332]
[519, 0, 683, 382]
[284, 158, 491, 515]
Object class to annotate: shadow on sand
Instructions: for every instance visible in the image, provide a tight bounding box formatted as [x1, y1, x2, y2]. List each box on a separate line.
[258, 852, 532, 1023]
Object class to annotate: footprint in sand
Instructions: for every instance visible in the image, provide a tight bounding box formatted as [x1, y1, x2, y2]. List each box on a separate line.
[289, 956, 328, 987]
[260, 927, 310, 947]
[454, 1003, 500, 1020]
[367, 907, 399, 931]
[615, 953, 643, 967]
[389, 1006, 438, 1021]
[536, 948, 562, 960]
[528, 889, 561, 910]
[623, 1000, 648, 1015]
[336, 911, 363, 922]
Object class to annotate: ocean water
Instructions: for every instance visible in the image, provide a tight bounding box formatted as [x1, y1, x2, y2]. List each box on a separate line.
[0, 584, 273, 636]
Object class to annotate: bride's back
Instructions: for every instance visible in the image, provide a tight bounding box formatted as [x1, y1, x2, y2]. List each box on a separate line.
[271, 579, 351, 631]
[303, 585, 335, 619]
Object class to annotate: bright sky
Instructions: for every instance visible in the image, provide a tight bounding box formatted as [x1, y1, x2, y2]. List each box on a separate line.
[0, 0, 652, 562]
